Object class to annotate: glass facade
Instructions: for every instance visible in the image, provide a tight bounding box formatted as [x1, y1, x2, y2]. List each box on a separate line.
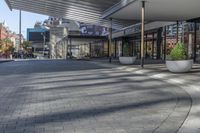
[184, 22, 200, 60]
[115, 31, 162, 60]
[113, 21, 200, 62]
[90, 40, 109, 58]
[52, 21, 200, 61]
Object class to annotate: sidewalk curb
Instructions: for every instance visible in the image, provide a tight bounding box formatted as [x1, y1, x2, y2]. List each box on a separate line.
[0, 60, 14, 63]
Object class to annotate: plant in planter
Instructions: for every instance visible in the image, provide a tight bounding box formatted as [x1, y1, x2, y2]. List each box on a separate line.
[123, 44, 130, 56]
[119, 43, 136, 65]
[166, 43, 193, 73]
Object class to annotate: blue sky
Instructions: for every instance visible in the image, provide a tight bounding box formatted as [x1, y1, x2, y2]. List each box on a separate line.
[0, 0, 48, 39]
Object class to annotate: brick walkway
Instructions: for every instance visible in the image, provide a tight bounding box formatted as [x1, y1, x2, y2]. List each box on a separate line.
[0, 60, 191, 133]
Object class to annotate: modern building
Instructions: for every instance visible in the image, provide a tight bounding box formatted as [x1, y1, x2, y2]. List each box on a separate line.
[65, 21, 109, 59]
[27, 28, 50, 57]
[46, 17, 109, 59]
[101, 0, 200, 63]
[5, 0, 200, 63]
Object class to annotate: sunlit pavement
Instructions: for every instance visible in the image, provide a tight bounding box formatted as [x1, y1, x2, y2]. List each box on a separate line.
[0, 60, 193, 133]
[94, 61, 200, 133]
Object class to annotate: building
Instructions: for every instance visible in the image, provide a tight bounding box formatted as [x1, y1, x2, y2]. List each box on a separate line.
[46, 17, 109, 59]
[0, 22, 9, 40]
[43, 17, 62, 27]
[27, 28, 50, 57]
[0, 22, 25, 52]
[6, 0, 200, 62]
[9, 33, 24, 52]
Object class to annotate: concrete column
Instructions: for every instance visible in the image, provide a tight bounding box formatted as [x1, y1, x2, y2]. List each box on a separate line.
[109, 18, 113, 63]
[141, 1, 145, 68]
[118, 42, 121, 57]
[70, 38, 72, 59]
[89, 43, 92, 57]
[188, 33, 193, 59]
[62, 41, 65, 59]
[114, 40, 117, 58]
[122, 38, 125, 57]
[164, 26, 167, 61]
[152, 33, 154, 59]
[107, 40, 110, 57]
[65, 39, 68, 59]
[145, 34, 148, 58]
[194, 22, 197, 62]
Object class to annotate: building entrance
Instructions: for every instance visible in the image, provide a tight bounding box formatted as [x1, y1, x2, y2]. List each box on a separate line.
[144, 33, 157, 59]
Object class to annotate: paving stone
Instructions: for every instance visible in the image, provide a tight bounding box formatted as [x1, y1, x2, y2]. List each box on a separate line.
[0, 60, 192, 133]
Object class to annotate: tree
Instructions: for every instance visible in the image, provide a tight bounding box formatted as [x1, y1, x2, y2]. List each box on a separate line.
[0, 38, 13, 58]
[0, 39, 3, 51]
[170, 43, 187, 60]
[21, 41, 32, 52]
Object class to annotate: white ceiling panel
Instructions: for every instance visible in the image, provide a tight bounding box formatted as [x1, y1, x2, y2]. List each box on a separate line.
[5, 0, 135, 29]
[104, 0, 200, 21]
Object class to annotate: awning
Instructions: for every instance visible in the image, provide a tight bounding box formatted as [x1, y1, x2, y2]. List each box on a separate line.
[5, 0, 135, 29]
[103, 0, 200, 21]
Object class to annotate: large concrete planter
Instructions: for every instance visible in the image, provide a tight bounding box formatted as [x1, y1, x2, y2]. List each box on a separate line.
[119, 56, 136, 65]
[166, 60, 193, 73]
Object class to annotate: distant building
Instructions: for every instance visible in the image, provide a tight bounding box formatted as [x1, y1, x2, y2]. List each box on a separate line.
[42, 17, 109, 59]
[43, 17, 62, 27]
[0, 21, 26, 53]
[27, 28, 50, 56]
[9, 33, 24, 52]
[0, 22, 9, 40]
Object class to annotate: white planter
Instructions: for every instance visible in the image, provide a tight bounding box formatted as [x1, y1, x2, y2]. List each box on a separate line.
[166, 60, 193, 73]
[119, 56, 136, 65]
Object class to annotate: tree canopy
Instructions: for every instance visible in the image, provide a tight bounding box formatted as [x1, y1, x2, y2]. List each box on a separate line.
[21, 41, 32, 52]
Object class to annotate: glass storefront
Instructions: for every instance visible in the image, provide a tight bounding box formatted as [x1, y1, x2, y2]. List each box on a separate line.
[60, 21, 200, 60]
[145, 33, 157, 59]
[119, 31, 161, 60]
[184, 22, 200, 60]
[90, 40, 109, 58]
[133, 39, 141, 58]
[63, 21, 200, 61]
[115, 22, 200, 61]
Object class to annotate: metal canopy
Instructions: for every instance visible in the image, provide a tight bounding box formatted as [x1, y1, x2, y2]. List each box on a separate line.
[103, 0, 200, 21]
[5, 0, 135, 29]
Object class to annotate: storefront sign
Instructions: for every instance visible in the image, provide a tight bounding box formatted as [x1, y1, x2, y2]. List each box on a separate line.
[79, 23, 108, 36]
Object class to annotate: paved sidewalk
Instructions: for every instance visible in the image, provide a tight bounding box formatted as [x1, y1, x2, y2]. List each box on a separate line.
[92, 60, 200, 133]
[0, 60, 192, 133]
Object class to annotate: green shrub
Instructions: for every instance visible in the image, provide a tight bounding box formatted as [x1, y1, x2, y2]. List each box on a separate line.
[123, 43, 130, 56]
[170, 43, 187, 60]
